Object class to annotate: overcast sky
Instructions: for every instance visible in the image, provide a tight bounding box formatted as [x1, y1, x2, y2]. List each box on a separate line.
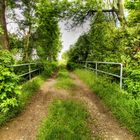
[58, 20, 90, 59]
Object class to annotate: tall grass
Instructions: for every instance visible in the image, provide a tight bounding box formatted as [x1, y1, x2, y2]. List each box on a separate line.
[55, 69, 75, 90]
[19, 75, 45, 109]
[37, 100, 94, 140]
[75, 69, 140, 137]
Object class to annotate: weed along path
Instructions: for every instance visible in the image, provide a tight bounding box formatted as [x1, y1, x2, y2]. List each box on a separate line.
[0, 70, 134, 140]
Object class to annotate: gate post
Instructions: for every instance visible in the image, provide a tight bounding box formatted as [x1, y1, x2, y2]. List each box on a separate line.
[29, 64, 31, 80]
[95, 62, 98, 76]
[120, 63, 123, 89]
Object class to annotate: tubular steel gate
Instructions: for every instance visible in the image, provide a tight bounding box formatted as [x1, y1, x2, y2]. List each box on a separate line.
[81, 61, 123, 89]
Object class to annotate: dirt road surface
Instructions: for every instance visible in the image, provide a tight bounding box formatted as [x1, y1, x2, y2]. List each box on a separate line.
[0, 73, 134, 140]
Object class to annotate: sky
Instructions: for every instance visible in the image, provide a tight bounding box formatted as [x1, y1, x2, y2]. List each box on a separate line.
[58, 20, 90, 59]
[8, 20, 90, 60]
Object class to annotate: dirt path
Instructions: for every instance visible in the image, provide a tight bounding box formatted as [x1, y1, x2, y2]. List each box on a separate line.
[0, 78, 64, 140]
[70, 73, 134, 140]
[0, 73, 134, 140]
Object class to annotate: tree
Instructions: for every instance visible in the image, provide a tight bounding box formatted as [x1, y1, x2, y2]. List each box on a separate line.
[59, 0, 126, 27]
[67, 33, 90, 63]
[35, 0, 62, 61]
[66, 0, 140, 95]
[0, 0, 10, 50]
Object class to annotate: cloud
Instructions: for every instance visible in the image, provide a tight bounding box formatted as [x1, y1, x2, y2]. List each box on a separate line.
[58, 20, 90, 59]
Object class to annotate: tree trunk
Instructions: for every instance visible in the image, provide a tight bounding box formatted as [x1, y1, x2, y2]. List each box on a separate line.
[113, 0, 127, 26]
[0, 0, 10, 50]
[23, 25, 31, 61]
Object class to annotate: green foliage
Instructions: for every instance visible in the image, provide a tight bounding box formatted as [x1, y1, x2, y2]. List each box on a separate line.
[125, 0, 140, 26]
[9, 34, 23, 50]
[55, 69, 75, 90]
[67, 33, 91, 63]
[42, 61, 58, 78]
[124, 69, 140, 97]
[75, 69, 140, 136]
[0, 50, 15, 64]
[57, 0, 119, 27]
[67, 12, 118, 63]
[37, 100, 93, 140]
[0, 51, 20, 114]
[67, 9, 140, 95]
[35, 0, 62, 61]
[7, 0, 62, 61]
[0, 25, 3, 34]
[67, 61, 82, 71]
[88, 12, 117, 61]
[0, 74, 45, 126]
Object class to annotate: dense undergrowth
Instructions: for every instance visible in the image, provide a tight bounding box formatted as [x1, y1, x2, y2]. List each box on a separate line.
[75, 69, 140, 137]
[37, 100, 93, 140]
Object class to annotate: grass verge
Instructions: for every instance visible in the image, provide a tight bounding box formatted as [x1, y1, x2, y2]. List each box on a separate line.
[37, 100, 94, 140]
[55, 69, 75, 90]
[75, 69, 140, 137]
[19, 75, 45, 109]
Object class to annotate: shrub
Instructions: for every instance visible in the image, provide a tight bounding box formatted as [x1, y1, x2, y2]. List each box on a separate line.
[42, 61, 58, 77]
[0, 50, 20, 114]
[66, 61, 81, 71]
[124, 69, 140, 97]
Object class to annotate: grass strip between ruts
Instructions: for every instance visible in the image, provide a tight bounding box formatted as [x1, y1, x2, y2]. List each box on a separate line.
[37, 99, 94, 140]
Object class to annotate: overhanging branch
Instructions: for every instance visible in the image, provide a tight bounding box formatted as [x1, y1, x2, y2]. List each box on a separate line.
[90, 9, 114, 13]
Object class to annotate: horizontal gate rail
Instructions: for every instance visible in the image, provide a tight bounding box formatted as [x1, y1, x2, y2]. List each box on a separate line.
[9, 63, 37, 67]
[18, 69, 39, 77]
[80, 61, 123, 89]
[14, 63, 39, 80]
[1, 63, 40, 80]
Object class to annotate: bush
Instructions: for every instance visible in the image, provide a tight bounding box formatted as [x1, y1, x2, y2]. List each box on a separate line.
[66, 61, 81, 71]
[0, 50, 20, 114]
[124, 69, 140, 97]
[42, 61, 58, 77]
[0, 75, 45, 126]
